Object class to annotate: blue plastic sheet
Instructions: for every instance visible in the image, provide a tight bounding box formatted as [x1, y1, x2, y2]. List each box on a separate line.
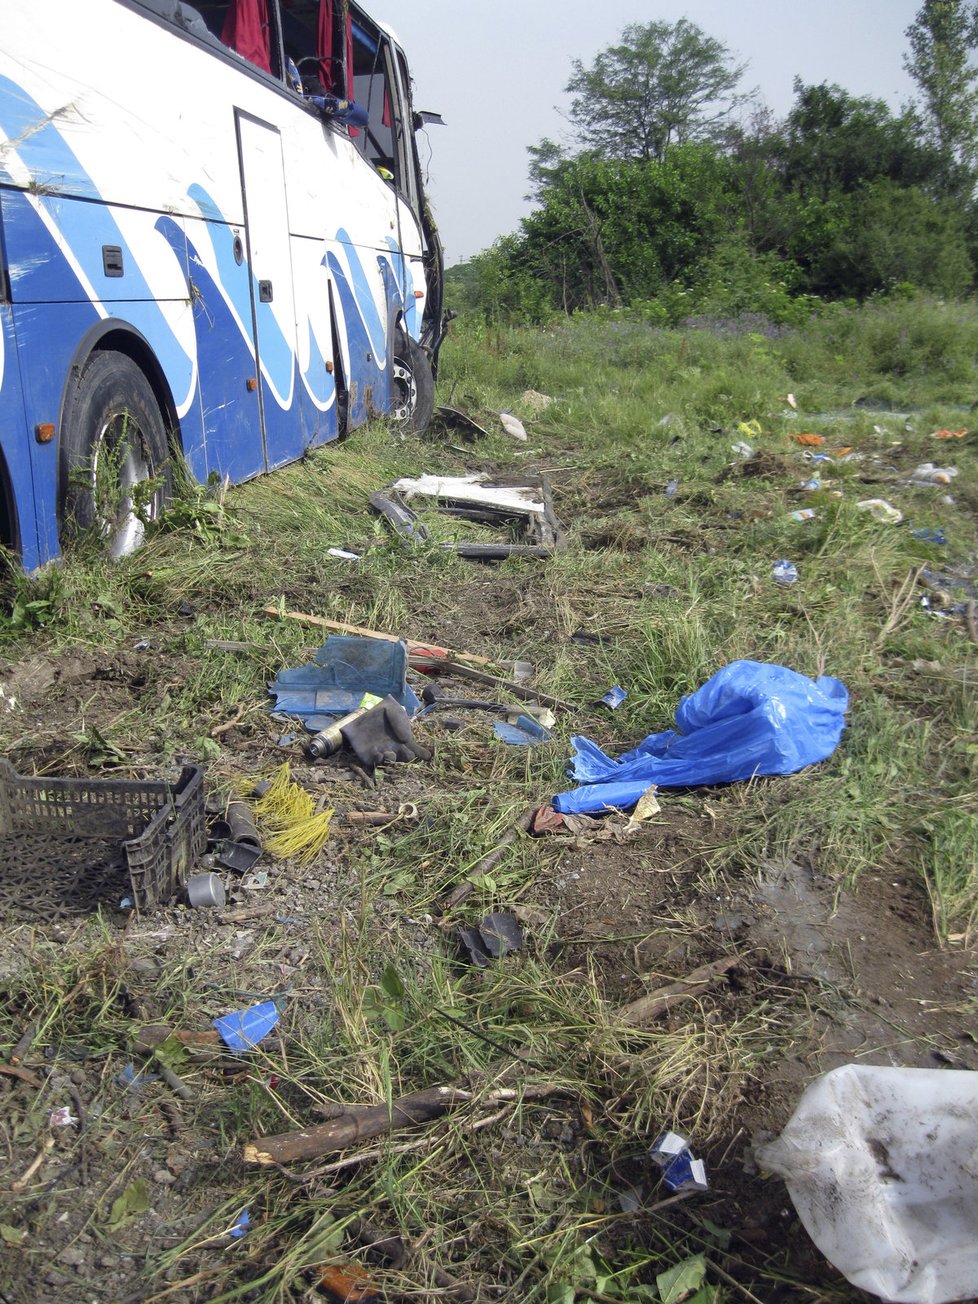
[213, 1000, 281, 1052]
[269, 635, 420, 729]
[494, 714, 553, 745]
[554, 660, 848, 814]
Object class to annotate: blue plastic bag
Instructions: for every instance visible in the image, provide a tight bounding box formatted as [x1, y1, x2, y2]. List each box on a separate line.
[554, 661, 848, 814]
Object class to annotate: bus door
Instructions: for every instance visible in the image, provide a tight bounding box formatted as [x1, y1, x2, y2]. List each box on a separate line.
[235, 112, 304, 470]
[0, 216, 40, 570]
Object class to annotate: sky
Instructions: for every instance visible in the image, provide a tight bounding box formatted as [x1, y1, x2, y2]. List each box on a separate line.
[383, 1, 926, 266]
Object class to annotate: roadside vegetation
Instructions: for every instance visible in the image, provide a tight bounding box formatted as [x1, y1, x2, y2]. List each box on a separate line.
[0, 294, 976, 1302]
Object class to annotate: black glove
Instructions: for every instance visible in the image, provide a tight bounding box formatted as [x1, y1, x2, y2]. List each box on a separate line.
[340, 695, 433, 767]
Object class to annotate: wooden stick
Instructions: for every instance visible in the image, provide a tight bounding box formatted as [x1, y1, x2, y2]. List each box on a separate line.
[440, 805, 537, 913]
[965, 599, 978, 646]
[8, 1021, 37, 1066]
[435, 659, 574, 711]
[617, 956, 740, 1027]
[261, 606, 494, 666]
[243, 1083, 562, 1166]
[0, 1063, 43, 1089]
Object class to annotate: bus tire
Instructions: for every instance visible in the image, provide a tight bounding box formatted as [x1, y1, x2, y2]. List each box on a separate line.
[390, 332, 434, 433]
[60, 350, 172, 559]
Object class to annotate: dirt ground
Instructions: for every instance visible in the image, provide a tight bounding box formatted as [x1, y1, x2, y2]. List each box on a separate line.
[0, 585, 976, 1302]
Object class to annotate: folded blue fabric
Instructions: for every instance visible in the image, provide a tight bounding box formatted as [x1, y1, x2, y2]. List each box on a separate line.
[554, 660, 848, 813]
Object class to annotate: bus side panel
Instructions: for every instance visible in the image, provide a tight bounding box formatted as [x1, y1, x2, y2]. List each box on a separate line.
[236, 114, 301, 470]
[291, 235, 337, 450]
[168, 211, 267, 483]
[0, 295, 40, 570]
[327, 231, 396, 429]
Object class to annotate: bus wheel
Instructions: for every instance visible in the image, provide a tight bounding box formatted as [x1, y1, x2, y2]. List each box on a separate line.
[390, 333, 434, 433]
[61, 351, 172, 559]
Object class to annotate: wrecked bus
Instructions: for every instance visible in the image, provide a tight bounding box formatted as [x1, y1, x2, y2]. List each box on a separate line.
[0, 0, 446, 568]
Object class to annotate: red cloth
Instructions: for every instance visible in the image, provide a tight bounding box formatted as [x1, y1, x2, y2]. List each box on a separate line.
[317, 0, 334, 92]
[221, 0, 271, 73]
[343, 5, 356, 133]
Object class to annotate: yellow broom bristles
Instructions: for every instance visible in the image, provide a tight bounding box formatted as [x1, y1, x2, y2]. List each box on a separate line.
[246, 763, 333, 866]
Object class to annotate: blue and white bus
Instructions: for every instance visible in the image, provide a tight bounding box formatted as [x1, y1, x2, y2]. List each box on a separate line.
[0, 0, 447, 567]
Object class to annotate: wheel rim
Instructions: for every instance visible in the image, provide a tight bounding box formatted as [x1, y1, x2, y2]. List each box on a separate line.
[391, 357, 417, 422]
[89, 413, 158, 559]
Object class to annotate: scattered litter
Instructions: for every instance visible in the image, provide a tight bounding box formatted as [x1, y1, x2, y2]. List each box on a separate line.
[432, 406, 491, 440]
[227, 1208, 251, 1240]
[737, 419, 762, 438]
[496, 658, 534, 683]
[459, 911, 524, 966]
[215, 840, 262, 874]
[114, 1063, 160, 1094]
[269, 635, 420, 725]
[911, 462, 959, 485]
[598, 685, 627, 709]
[316, 1262, 378, 1302]
[911, 526, 947, 545]
[494, 713, 553, 745]
[532, 804, 567, 834]
[931, 428, 967, 439]
[570, 630, 605, 646]
[213, 1000, 281, 1052]
[731, 440, 754, 458]
[772, 559, 799, 587]
[372, 472, 565, 559]
[251, 765, 334, 863]
[340, 695, 433, 766]
[499, 411, 528, 441]
[791, 433, 826, 446]
[187, 872, 226, 908]
[856, 498, 903, 524]
[241, 871, 269, 891]
[554, 660, 849, 813]
[650, 1131, 709, 1193]
[624, 784, 661, 833]
[48, 1106, 77, 1129]
[789, 508, 817, 522]
[0, 761, 206, 918]
[306, 695, 384, 760]
[786, 392, 797, 409]
[326, 548, 360, 561]
[664, 479, 679, 497]
[756, 1065, 978, 1304]
[800, 476, 821, 492]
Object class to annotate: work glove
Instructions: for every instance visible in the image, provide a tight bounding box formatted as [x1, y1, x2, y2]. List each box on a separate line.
[340, 695, 433, 767]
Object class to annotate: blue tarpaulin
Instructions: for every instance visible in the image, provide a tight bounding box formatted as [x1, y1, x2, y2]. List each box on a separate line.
[554, 660, 848, 814]
[269, 635, 420, 730]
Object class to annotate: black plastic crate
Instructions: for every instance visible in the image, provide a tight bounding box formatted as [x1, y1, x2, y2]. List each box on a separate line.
[0, 761, 206, 917]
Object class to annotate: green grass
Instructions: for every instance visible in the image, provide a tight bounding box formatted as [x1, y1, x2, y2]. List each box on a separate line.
[0, 294, 976, 1301]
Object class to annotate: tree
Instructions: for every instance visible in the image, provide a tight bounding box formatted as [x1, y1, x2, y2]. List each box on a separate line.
[905, 0, 978, 190]
[778, 82, 942, 200]
[563, 19, 752, 163]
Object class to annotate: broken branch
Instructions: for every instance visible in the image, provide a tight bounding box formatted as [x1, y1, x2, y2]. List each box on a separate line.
[440, 804, 538, 913]
[617, 956, 740, 1027]
[243, 1082, 564, 1166]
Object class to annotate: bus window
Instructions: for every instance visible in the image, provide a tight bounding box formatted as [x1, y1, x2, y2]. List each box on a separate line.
[351, 22, 412, 199]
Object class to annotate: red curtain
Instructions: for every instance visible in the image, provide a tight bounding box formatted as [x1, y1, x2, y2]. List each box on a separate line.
[221, 0, 271, 74]
[316, 0, 334, 92]
[316, 1, 353, 99]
